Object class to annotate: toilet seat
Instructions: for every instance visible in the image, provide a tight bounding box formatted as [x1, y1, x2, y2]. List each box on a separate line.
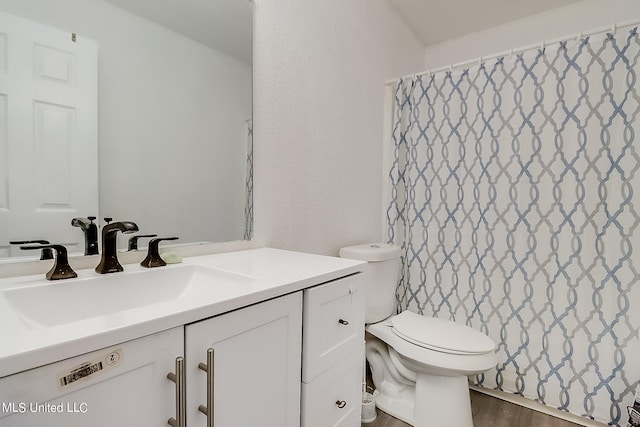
[391, 311, 495, 355]
[366, 313, 498, 377]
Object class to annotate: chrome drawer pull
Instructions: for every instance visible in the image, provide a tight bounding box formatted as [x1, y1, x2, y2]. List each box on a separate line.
[338, 318, 349, 326]
[167, 356, 186, 427]
[336, 400, 347, 409]
[198, 348, 215, 427]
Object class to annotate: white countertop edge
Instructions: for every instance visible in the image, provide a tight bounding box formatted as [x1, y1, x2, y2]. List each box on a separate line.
[0, 247, 365, 378]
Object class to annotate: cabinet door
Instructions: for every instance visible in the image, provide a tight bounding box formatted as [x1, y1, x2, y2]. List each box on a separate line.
[186, 292, 302, 427]
[0, 327, 183, 427]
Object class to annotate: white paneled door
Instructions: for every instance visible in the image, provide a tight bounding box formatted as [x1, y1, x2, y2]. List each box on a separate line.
[0, 11, 98, 257]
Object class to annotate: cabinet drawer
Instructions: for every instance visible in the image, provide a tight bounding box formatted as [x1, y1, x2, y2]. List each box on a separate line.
[301, 349, 363, 427]
[0, 327, 183, 427]
[302, 273, 364, 382]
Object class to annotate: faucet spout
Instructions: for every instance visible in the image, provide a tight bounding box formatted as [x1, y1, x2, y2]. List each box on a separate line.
[95, 221, 139, 274]
[105, 221, 138, 234]
[71, 216, 99, 256]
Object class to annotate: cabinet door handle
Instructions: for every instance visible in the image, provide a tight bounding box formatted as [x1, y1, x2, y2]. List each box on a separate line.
[197, 348, 215, 427]
[338, 318, 349, 326]
[166, 356, 186, 427]
[336, 400, 347, 409]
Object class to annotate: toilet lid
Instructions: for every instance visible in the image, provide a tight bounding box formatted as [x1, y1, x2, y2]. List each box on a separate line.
[391, 311, 495, 355]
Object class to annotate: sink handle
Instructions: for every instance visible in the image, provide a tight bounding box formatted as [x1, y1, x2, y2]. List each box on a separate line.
[20, 244, 78, 280]
[140, 237, 179, 268]
[128, 234, 158, 251]
[10, 240, 53, 260]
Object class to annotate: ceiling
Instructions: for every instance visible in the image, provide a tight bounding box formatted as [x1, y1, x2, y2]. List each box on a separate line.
[386, 0, 584, 46]
[103, 0, 585, 65]
[104, 0, 252, 65]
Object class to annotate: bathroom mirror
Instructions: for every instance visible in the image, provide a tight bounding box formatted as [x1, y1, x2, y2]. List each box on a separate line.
[0, 0, 253, 260]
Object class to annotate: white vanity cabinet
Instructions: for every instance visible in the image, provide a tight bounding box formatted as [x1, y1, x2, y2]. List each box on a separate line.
[0, 293, 303, 427]
[301, 273, 365, 427]
[0, 326, 183, 426]
[0, 249, 365, 427]
[185, 291, 302, 427]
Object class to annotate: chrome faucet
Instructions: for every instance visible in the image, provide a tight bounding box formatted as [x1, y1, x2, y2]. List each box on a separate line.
[71, 216, 99, 255]
[95, 221, 139, 274]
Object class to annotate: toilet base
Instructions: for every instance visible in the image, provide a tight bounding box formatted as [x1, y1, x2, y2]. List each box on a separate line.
[374, 373, 474, 427]
[373, 387, 415, 425]
[415, 373, 473, 427]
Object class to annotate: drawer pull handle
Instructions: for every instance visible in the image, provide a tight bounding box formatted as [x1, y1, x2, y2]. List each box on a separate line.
[338, 319, 349, 326]
[167, 357, 186, 427]
[336, 400, 347, 409]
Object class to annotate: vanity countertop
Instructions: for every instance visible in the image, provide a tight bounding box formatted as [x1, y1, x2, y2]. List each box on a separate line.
[0, 247, 365, 378]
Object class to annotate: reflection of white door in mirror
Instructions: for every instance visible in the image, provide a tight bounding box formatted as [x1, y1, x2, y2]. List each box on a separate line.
[0, 11, 98, 258]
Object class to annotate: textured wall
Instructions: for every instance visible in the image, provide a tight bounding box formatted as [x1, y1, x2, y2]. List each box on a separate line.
[252, 0, 424, 256]
[423, 0, 640, 69]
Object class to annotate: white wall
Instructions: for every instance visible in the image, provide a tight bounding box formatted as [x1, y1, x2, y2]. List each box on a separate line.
[253, 0, 424, 256]
[0, 0, 251, 244]
[423, 0, 640, 69]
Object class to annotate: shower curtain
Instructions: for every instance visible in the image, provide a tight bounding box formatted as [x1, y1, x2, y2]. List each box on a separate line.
[243, 119, 253, 240]
[385, 27, 640, 426]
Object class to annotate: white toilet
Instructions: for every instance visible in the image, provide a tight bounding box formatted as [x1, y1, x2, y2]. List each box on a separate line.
[339, 243, 497, 427]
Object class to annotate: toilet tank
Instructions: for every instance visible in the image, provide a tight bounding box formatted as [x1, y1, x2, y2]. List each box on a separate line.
[339, 243, 401, 323]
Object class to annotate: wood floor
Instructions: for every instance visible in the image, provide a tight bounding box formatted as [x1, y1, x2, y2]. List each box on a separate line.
[362, 390, 582, 427]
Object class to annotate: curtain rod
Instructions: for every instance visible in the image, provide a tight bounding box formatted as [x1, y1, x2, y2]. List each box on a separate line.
[385, 18, 640, 86]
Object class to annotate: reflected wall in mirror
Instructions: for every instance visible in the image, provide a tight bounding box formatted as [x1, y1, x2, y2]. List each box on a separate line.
[0, 0, 253, 260]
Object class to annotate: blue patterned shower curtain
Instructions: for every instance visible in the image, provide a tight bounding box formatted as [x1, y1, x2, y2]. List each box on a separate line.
[244, 119, 253, 240]
[386, 28, 640, 426]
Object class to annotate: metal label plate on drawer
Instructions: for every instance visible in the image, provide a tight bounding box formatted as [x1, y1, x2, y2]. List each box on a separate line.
[57, 349, 123, 389]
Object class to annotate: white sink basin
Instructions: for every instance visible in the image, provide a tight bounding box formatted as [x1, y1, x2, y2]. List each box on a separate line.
[2, 265, 254, 329]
